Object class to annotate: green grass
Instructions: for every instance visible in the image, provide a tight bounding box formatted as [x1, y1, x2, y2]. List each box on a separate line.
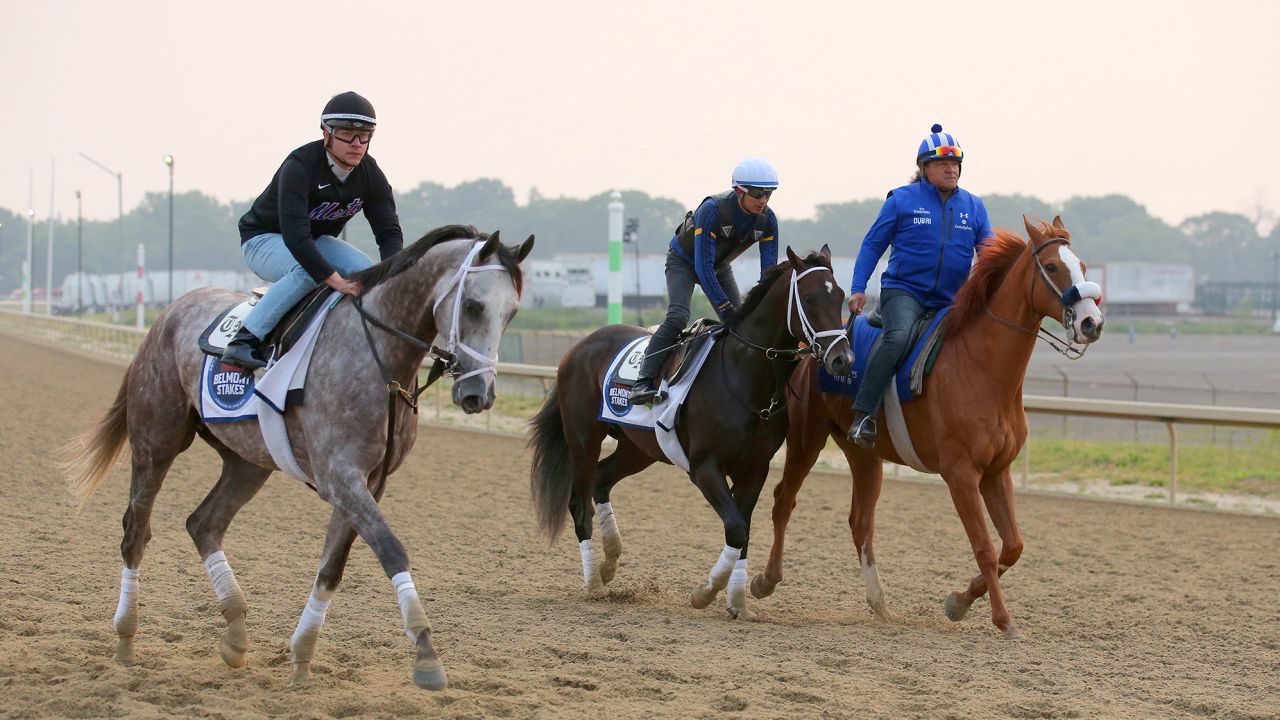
[1112, 317, 1274, 335]
[1024, 435, 1280, 496]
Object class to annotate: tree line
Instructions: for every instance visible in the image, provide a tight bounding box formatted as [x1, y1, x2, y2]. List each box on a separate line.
[1, 179, 1274, 294]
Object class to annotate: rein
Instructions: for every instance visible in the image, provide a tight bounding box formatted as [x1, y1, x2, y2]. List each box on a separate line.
[984, 236, 1097, 360]
[722, 264, 848, 420]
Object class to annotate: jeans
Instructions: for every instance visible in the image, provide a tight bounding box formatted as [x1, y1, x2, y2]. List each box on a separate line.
[637, 249, 742, 381]
[852, 288, 928, 414]
[239, 233, 372, 339]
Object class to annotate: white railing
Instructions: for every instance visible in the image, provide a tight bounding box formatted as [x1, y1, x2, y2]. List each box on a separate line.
[4, 309, 1278, 504]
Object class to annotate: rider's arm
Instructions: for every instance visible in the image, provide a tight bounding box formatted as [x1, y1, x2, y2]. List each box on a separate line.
[757, 212, 778, 280]
[850, 192, 898, 294]
[973, 197, 995, 252]
[361, 158, 405, 261]
[276, 159, 337, 283]
[691, 201, 733, 310]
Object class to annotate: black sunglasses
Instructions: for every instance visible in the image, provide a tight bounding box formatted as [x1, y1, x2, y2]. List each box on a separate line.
[741, 186, 775, 199]
[331, 128, 373, 145]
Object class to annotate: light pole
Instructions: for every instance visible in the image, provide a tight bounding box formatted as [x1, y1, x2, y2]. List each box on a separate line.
[164, 154, 174, 305]
[80, 152, 123, 321]
[23, 208, 34, 314]
[76, 191, 84, 316]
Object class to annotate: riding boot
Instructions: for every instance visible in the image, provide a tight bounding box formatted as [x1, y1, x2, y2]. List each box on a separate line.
[221, 326, 267, 371]
[631, 324, 681, 406]
[847, 410, 877, 449]
[629, 377, 661, 406]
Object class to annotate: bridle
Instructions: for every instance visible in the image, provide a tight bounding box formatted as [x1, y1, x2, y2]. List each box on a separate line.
[723, 264, 849, 420]
[984, 236, 1102, 360]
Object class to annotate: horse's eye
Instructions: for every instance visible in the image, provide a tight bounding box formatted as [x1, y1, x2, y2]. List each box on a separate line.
[1045, 264, 1058, 273]
[463, 298, 485, 316]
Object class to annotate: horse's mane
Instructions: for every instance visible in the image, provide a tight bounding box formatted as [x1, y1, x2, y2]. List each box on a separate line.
[942, 221, 1068, 335]
[350, 224, 524, 294]
[729, 250, 832, 328]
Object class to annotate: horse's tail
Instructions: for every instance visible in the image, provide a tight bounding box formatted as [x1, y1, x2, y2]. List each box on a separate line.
[63, 366, 131, 510]
[529, 385, 572, 541]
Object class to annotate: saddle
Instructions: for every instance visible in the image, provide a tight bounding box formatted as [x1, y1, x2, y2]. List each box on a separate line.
[199, 285, 336, 362]
[659, 318, 723, 385]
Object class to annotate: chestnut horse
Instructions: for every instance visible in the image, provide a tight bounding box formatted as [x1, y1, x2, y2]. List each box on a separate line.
[530, 247, 852, 620]
[751, 217, 1104, 637]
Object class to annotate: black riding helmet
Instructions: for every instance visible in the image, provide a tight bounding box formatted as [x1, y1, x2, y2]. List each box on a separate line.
[321, 91, 376, 130]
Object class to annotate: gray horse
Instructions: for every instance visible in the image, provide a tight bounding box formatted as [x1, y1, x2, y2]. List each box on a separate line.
[64, 224, 533, 690]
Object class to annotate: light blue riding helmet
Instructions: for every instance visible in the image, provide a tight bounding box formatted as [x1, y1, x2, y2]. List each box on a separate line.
[916, 123, 964, 164]
[731, 157, 779, 189]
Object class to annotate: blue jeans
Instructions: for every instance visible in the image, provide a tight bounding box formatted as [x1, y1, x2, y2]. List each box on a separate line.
[239, 233, 372, 338]
[853, 288, 928, 414]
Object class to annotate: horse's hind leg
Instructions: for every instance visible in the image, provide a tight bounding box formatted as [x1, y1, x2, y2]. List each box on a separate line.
[290, 474, 388, 685]
[592, 436, 655, 585]
[945, 465, 1023, 637]
[113, 410, 196, 665]
[185, 447, 272, 668]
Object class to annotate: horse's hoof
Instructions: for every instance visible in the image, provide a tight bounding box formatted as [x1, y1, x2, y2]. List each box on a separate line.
[114, 637, 136, 666]
[1001, 623, 1023, 640]
[600, 557, 618, 585]
[412, 630, 448, 691]
[867, 597, 889, 619]
[690, 584, 717, 609]
[749, 574, 776, 599]
[943, 591, 971, 622]
[219, 637, 248, 668]
[727, 605, 756, 622]
[290, 662, 312, 686]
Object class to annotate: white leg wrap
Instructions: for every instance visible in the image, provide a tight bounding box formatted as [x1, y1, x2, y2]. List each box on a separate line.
[707, 545, 741, 591]
[860, 551, 884, 607]
[726, 558, 748, 609]
[290, 586, 334, 652]
[203, 551, 244, 604]
[113, 566, 139, 632]
[596, 502, 619, 538]
[392, 571, 431, 642]
[579, 539, 597, 588]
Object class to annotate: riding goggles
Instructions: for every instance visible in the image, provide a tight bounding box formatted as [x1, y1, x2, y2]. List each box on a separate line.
[740, 186, 775, 199]
[331, 128, 374, 145]
[920, 145, 963, 160]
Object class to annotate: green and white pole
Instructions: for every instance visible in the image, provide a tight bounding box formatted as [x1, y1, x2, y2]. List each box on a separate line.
[607, 191, 624, 324]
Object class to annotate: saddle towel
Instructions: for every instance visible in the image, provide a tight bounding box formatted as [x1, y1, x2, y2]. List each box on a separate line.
[198, 291, 342, 483]
[199, 297, 257, 356]
[597, 334, 717, 472]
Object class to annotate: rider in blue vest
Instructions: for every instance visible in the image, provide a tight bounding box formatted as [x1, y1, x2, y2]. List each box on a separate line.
[846, 124, 994, 447]
[222, 91, 404, 370]
[629, 157, 780, 405]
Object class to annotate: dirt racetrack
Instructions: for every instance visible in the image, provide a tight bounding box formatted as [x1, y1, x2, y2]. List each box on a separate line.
[1, 335, 1278, 719]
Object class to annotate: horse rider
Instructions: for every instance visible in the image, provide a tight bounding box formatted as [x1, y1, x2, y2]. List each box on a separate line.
[629, 157, 781, 405]
[221, 91, 405, 370]
[846, 124, 994, 447]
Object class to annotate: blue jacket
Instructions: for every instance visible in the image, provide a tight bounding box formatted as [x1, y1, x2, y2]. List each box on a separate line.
[669, 193, 778, 308]
[850, 180, 992, 308]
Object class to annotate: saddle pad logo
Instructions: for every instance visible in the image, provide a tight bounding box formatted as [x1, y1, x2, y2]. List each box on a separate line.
[604, 337, 649, 418]
[206, 365, 255, 412]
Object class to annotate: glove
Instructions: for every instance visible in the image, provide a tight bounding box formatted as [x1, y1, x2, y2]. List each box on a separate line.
[716, 300, 736, 324]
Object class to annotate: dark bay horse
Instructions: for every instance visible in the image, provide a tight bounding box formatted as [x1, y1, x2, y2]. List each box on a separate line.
[751, 217, 1105, 637]
[529, 247, 852, 620]
[63, 225, 533, 690]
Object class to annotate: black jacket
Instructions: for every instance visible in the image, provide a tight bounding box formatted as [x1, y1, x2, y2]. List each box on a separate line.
[239, 140, 404, 282]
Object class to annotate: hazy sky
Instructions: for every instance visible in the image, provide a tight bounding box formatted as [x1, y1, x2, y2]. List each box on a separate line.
[5, 0, 1279, 233]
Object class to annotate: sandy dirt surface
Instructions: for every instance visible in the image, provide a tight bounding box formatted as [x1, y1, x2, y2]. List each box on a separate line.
[1, 335, 1278, 719]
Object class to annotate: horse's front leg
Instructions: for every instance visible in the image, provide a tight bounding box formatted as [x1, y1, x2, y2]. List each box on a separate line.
[722, 464, 771, 621]
[687, 461, 749, 617]
[321, 470, 448, 690]
[941, 467, 1019, 638]
[945, 465, 1024, 637]
[841, 442, 888, 617]
[290, 472, 387, 685]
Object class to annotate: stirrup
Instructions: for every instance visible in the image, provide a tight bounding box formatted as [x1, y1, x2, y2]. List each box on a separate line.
[847, 414, 877, 448]
[629, 379, 664, 406]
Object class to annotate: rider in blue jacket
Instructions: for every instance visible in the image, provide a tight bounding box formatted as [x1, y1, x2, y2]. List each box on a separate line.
[629, 157, 780, 405]
[846, 124, 993, 447]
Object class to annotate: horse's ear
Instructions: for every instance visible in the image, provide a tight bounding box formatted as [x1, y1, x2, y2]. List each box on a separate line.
[512, 234, 535, 263]
[478, 231, 501, 262]
[785, 245, 802, 268]
[1023, 215, 1044, 244]
[819, 243, 832, 262]
[1051, 215, 1066, 231]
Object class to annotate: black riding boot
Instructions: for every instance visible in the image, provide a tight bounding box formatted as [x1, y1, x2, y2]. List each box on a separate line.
[630, 324, 681, 405]
[221, 326, 267, 371]
[847, 410, 877, 449]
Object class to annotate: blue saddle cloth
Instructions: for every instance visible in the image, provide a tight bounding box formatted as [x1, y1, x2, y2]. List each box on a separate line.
[818, 308, 950, 403]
